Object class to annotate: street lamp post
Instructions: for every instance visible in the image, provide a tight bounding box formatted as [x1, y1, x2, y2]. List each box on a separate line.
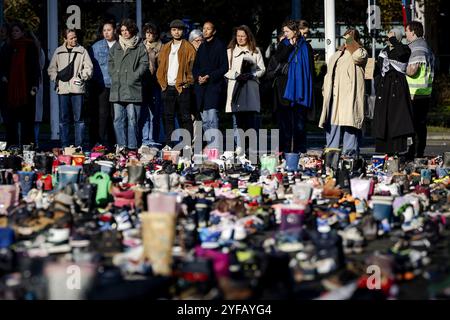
[136, 0, 142, 34]
[0, 0, 4, 26]
[292, 0, 301, 20]
[324, 0, 336, 63]
[47, 0, 59, 140]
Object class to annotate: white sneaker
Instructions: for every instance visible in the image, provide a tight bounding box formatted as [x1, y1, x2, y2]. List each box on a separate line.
[138, 145, 151, 154]
[139, 145, 159, 162]
[115, 145, 126, 155]
[234, 224, 247, 241]
[47, 228, 70, 244]
[150, 173, 170, 192]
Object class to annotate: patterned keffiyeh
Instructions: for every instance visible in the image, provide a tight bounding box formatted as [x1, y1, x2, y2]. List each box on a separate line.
[408, 37, 434, 67]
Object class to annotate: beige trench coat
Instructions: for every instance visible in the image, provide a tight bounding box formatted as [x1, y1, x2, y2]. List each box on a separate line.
[319, 47, 368, 129]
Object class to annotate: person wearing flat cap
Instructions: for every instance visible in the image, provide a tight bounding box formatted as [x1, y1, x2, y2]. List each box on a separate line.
[156, 19, 196, 148]
[372, 28, 414, 155]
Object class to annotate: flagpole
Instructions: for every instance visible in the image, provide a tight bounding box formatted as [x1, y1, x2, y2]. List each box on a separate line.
[371, 0, 376, 97]
[47, 0, 59, 140]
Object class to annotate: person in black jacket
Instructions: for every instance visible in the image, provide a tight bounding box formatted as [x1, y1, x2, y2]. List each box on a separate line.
[373, 28, 414, 155]
[266, 20, 314, 154]
[0, 22, 39, 146]
[192, 21, 228, 146]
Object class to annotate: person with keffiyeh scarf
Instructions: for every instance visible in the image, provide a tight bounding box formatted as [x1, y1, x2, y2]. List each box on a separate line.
[373, 28, 414, 155]
[405, 21, 435, 159]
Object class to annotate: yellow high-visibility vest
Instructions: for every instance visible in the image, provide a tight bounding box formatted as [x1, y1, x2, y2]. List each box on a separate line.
[407, 63, 433, 98]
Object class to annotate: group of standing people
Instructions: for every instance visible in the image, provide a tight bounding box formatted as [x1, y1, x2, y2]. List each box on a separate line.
[44, 18, 320, 154]
[319, 20, 434, 159]
[0, 18, 435, 161]
[46, 18, 271, 152]
[372, 20, 434, 159]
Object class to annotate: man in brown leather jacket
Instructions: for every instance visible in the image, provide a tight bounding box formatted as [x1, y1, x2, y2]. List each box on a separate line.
[156, 19, 196, 148]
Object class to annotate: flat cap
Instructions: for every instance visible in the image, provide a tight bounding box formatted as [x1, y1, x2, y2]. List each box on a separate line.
[169, 19, 186, 29]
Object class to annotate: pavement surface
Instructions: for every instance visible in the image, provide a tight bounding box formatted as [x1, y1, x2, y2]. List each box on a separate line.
[10, 131, 447, 155]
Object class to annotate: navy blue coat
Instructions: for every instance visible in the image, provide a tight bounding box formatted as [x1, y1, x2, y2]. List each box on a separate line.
[192, 37, 228, 111]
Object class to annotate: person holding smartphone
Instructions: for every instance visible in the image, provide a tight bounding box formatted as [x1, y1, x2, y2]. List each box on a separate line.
[319, 28, 368, 158]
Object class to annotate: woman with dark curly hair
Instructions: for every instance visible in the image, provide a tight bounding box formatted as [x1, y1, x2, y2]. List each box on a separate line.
[139, 22, 163, 149]
[109, 19, 149, 152]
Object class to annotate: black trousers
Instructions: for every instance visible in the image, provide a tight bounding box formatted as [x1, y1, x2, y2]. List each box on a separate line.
[233, 111, 260, 155]
[407, 97, 430, 158]
[235, 111, 259, 133]
[162, 86, 193, 147]
[89, 84, 115, 148]
[5, 102, 35, 146]
[277, 104, 307, 154]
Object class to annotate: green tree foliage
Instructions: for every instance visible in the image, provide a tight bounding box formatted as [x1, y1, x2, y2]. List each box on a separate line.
[4, 0, 40, 31]
[142, 0, 290, 49]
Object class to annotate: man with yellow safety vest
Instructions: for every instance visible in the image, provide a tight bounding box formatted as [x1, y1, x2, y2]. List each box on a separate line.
[405, 21, 435, 159]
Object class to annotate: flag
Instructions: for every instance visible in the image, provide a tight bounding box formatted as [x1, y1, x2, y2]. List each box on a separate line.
[402, 0, 408, 29]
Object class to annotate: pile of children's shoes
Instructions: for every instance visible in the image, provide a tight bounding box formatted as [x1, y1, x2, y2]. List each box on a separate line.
[0, 144, 449, 300]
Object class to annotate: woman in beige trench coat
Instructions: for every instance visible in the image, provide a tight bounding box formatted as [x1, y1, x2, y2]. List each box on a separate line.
[319, 28, 368, 157]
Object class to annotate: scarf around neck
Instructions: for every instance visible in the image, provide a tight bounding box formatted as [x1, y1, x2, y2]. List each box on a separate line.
[408, 37, 434, 67]
[282, 37, 313, 108]
[119, 35, 139, 52]
[8, 38, 33, 108]
[379, 49, 407, 76]
[144, 39, 162, 54]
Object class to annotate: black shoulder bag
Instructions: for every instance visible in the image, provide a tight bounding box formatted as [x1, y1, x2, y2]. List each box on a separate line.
[56, 52, 78, 83]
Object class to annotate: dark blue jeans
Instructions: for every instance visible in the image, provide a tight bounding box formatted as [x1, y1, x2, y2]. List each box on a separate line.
[113, 103, 141, 150]
[58, 94, 85, 147]
[139, 86, 162, 148]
